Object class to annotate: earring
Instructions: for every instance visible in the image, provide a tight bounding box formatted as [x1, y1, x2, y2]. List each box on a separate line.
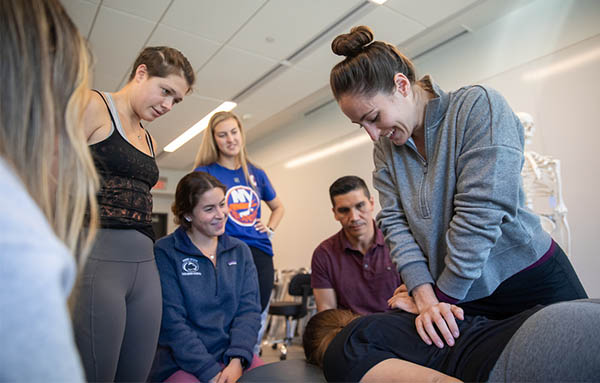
[185, 216, 192, 222]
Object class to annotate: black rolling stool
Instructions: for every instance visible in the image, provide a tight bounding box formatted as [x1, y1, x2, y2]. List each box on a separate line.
[266, 272, 312, 360]
[239, 359, 326, 382]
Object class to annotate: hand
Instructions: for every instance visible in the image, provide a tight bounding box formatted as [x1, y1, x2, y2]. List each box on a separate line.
[387, 284, 418, 314]
[208, 372, 222, 383]
[415, 303, 464, 348]
[412, 284, 464, 348]
[217, 358, 243, 383]
[253, 219, 268, 233]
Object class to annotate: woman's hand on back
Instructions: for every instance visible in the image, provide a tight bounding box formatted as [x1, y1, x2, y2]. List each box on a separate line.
[412, 284, 464, 348]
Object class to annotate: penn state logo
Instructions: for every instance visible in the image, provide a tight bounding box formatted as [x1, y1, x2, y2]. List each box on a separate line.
[226, 185, 259, 227]
[181, 258, 201, 276]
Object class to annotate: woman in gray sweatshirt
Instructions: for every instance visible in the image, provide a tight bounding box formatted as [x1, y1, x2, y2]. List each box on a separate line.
[329, 25, 587, 350]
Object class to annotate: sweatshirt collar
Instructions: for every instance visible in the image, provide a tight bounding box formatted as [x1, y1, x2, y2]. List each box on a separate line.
[422, 75, 450, 130]
[172, 226, 239, 256]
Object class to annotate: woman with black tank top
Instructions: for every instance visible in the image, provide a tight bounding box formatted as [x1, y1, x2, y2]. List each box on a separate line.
[70, 46, 195, 382]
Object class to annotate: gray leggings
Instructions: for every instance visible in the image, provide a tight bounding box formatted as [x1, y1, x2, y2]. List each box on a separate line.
[71, 229, 162, 382]
[489, 299, 600, 382]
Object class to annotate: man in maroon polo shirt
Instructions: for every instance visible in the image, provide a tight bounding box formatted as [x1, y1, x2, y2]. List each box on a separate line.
[311, 176, 401, 315]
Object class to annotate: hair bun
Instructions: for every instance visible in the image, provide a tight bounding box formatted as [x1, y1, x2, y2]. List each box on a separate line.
[331, 25, 374, 57]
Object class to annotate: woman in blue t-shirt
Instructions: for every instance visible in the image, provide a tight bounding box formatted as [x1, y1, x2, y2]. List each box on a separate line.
[193, 111, 285, 346]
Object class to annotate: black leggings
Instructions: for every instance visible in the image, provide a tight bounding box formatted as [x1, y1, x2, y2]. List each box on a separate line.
[249, 246, 274, 311]
[460, 241, 587, 319]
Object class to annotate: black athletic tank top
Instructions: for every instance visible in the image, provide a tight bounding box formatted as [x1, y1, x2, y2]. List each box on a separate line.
[88, 90, 159, 240]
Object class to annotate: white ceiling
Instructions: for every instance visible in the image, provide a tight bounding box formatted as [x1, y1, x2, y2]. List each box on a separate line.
[61, 0, 530, 170]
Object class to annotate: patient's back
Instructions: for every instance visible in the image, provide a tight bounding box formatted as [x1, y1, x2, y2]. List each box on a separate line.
[323, 307, 543, 382]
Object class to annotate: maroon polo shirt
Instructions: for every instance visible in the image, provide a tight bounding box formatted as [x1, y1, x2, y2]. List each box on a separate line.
[311, 221, 401, 315]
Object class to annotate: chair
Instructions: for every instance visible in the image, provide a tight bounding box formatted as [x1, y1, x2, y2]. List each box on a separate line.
[266, 272, 313, 360]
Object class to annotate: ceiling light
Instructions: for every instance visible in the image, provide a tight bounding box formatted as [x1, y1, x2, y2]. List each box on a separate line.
[163, 101, 237, 153]
[284, 133, 371, 169]
[367, 0, 388, 5]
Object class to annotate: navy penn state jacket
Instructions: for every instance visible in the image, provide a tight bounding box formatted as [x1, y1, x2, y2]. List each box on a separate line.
[151, 227, 260, 382]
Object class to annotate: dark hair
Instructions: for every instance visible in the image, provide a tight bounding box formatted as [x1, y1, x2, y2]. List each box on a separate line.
[129, 46, 195, 92]
[172, 172, 226, 230]
[329, 175, 371, 206]
[303, 309, 359, 368]
[330, 25, 425, 100]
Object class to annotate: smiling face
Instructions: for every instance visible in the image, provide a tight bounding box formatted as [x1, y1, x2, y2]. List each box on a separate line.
[332, 188, 375, 241]
[213, 117, 242, 159]
[338, 74, 419, 146]
[187, 187, 228, 239]
[133, 66, 189, 122]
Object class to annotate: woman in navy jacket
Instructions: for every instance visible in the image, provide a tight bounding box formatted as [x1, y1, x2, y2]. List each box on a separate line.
[151, 171, 261, 383]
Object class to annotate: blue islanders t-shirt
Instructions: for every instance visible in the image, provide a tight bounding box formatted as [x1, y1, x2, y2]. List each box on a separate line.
[194, 162, 276, 256]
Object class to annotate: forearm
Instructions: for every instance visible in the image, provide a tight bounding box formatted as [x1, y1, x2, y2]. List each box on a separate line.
[373, 142, 432, 291]
[267, 204, 284, 230]
[165, 322, 221, 378]
[442, 145, 523, 299]
[411, 283, 439, 312]
[361, 358, 462, 383]
[313, 288, 337, 312]
[227, 260, 261, 361]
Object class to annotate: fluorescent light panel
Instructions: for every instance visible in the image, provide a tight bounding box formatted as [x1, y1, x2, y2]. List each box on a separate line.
[285, 134, 371, 169]
[163, 101, 237, 153]
[367, 0, 388, 4]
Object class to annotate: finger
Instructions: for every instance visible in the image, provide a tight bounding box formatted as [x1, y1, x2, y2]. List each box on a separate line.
[388, 296, 403, 310]
[387, 296, 396, 307]
[433, 313, 455, 347]
[441, 307, 460, 339]
[397, 291, 410, 299]
[451, 305, 464, 320]
[393, 284, 408, 295]
[387, 297, 394, 307]
[415, 317, 432, 346]
[425, 315, 446, 348]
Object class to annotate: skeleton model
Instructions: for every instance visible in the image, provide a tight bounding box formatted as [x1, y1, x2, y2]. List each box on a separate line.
[518, 112, 571, 256]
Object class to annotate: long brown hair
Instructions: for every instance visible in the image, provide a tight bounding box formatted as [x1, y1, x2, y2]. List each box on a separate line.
[0, 0, 98, 259]
[193, 111, 256, 187]
[330, 25, 431, 100]
[303, 309, 360, 368]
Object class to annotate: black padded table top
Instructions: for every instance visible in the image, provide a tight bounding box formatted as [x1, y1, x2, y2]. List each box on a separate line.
[239, 359, 326, 382]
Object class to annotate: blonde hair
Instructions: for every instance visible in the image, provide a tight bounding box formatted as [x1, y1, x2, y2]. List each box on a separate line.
[0, 0, 98, 259]
[303, 309, 360, 368]
[193, 111, 256, 187]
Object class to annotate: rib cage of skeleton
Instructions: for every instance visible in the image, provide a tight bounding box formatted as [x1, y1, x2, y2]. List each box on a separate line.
[518, 112, 571, 256]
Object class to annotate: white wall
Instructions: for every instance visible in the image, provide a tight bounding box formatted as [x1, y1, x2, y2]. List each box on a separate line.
[246, 0, 600, 296]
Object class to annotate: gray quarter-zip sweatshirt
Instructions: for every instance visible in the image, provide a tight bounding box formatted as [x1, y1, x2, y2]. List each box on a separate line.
[374, 76, 551, 302]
